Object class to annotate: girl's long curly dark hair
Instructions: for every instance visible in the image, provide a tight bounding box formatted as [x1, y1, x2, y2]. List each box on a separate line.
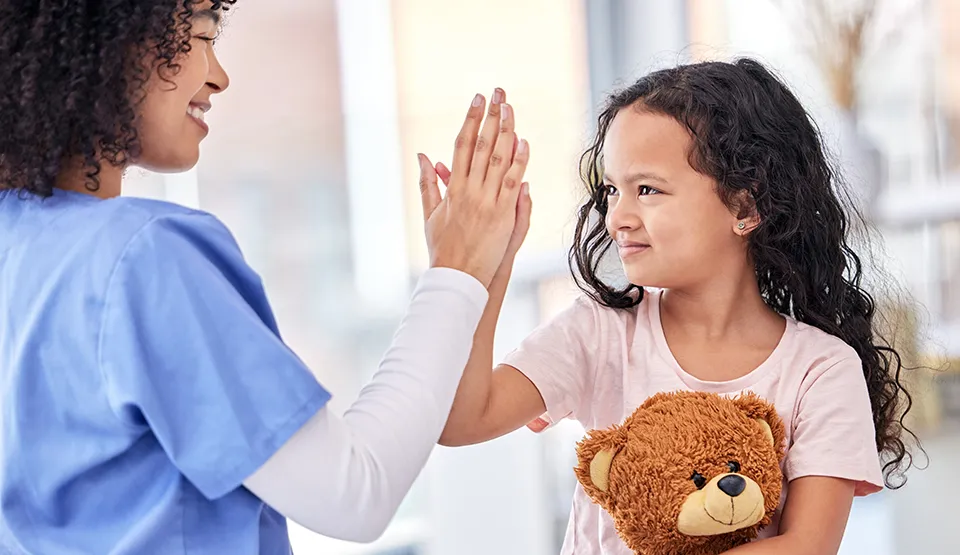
[0, 0, 236, 196]
[572, 58, 918, 488]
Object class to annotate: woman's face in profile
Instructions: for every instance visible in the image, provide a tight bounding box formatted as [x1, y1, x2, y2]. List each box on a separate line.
[135, 1, 230, 174]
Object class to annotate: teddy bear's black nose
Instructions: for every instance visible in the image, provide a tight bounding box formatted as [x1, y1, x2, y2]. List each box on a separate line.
[718, 475, 746, 497]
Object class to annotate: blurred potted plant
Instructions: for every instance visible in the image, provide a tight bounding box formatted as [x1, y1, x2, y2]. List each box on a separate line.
[774, 0, 946, 433]
[773, 0, 925, 217]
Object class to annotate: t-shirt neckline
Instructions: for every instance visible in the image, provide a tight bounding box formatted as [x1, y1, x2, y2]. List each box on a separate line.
[647, 288, 795, 393]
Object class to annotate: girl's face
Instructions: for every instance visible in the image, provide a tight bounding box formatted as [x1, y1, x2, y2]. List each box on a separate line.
[135, 2, 229, 173]
[602, 108, 753, 289]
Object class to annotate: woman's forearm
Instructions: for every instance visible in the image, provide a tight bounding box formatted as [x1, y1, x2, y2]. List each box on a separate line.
[243, 267, 488, 542]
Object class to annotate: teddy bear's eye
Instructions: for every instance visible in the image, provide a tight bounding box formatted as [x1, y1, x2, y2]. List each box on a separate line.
[727, 461, 741, 473]
[690, 471, 707, 490]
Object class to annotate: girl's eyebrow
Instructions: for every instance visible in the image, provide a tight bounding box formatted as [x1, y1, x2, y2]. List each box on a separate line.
[602, 171, 668, 184]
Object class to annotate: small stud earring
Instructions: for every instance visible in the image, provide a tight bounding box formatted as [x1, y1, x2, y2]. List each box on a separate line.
[737, 221, 746, 230]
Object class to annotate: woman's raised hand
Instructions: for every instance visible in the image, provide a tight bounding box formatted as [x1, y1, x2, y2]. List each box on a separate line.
[418, 88, 530, 288]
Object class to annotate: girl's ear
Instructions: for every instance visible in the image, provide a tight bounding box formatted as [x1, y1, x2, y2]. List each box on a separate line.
[733, 188, 761, 235]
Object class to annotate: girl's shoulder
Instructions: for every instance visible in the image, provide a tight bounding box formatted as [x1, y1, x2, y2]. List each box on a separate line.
[789, 318, 861, 365]
[541, 288, 657, 352]
[556, 288, 649, 328]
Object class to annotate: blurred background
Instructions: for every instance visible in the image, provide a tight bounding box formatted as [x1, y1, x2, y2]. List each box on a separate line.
[124, 0, 959, 553]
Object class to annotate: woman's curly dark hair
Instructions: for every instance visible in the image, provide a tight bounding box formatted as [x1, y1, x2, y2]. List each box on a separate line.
[572, 58, 919, 488]
[0, 0, 236, 196]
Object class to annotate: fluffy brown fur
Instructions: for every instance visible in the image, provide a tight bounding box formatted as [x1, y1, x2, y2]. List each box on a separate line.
[575, 391, 786, 554]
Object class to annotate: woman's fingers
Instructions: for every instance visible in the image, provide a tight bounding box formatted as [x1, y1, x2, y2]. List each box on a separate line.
[497, 138, 529, 207]
[482, 102, 516, 202]
[467, 88, 505, 189]
[421, 92, 531, 289]
[450, 93, 485, 184]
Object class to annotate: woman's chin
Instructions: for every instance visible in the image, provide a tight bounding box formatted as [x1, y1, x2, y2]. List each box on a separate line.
[135, 151, 200, 175]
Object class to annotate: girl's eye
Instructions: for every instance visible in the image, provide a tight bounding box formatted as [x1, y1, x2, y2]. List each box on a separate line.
[638, 185, 661, 196]
[602, 184, 618, 197]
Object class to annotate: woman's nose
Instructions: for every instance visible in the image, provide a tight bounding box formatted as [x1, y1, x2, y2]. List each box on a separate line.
[207, 50, 230, 93]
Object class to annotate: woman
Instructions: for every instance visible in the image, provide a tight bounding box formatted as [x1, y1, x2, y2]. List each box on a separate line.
[0, 1, 532, 553]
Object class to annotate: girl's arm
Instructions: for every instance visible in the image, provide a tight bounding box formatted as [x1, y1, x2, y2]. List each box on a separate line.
[723, 476, 856, 555]
[432, 126, 551, 447]
[439, 244, 606, 446]
[438, 253, 547, 447]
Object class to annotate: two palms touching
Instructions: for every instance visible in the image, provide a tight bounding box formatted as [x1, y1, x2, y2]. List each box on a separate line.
[417, 88, 532, 288]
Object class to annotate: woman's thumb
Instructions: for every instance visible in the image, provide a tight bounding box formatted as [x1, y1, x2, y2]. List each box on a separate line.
[417, 153, 441, 221]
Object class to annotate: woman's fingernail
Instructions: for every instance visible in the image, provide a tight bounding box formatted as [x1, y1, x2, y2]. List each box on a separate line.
[518, 139, 528, 155]
[416, 153, 426, 168]
[493, 88, 504, 104]
[472, 93, 483, 107]
[501, 103, 511, 121]
[522, 182, 530, 196]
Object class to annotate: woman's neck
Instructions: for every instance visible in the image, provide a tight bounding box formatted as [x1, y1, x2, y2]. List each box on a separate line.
[55, 158, 123, 199]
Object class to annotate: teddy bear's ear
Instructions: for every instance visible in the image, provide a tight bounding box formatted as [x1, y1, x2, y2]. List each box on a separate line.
[754, 418, 775, 448]
[732, 392, 786, 458]
[575, 426, 627, 495]
[589, 448, 619, 492]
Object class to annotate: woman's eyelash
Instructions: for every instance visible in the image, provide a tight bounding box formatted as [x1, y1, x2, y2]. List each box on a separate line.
[193, 28, 222, 43]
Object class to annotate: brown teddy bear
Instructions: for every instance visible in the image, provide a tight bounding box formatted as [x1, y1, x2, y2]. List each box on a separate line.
[575, 391, 786, 555]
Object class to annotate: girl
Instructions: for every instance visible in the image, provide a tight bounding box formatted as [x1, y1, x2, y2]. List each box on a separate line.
[435, 58, 915, 554]
[0, 1, 531, 553]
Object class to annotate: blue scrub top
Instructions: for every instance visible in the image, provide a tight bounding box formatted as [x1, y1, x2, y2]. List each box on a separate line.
[0, 189, 331, 554]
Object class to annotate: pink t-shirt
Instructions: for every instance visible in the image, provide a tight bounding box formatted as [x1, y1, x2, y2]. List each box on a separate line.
[502, 289, 884, 554]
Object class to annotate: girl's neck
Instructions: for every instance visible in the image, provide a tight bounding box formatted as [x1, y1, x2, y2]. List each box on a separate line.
[55, 158, 123, 199]
[659, 270, 783, 343]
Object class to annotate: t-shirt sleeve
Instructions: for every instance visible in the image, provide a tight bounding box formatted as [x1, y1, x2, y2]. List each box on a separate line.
[501, 295, 603, 429]
[97, 211, 331, 500]
[784, 356, 884, 496]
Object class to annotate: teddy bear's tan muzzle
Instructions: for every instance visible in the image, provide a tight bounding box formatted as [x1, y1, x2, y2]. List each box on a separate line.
[677, 473, 766, 536]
